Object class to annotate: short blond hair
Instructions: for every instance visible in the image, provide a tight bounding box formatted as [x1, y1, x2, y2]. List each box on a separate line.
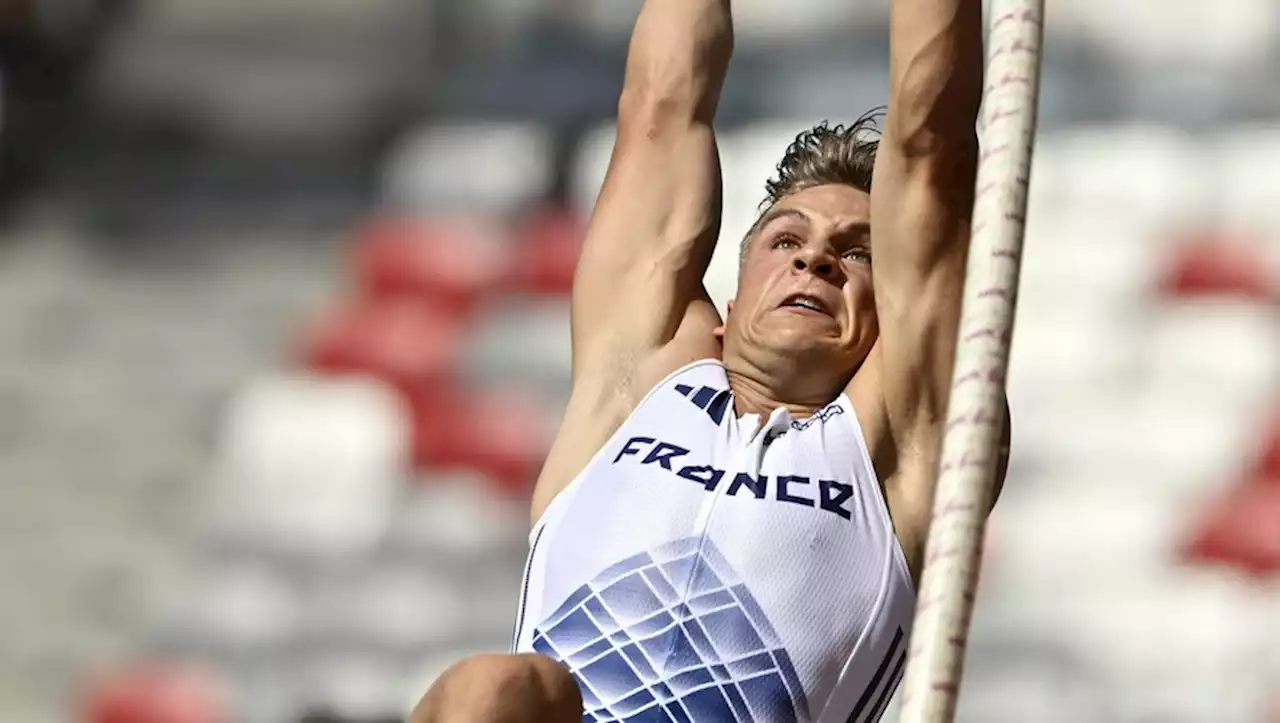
[741, 108, 883, 263]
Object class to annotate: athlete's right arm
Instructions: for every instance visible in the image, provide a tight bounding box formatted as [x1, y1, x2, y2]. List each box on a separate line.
[571, 0, 733, 378]
[531, 0, 734, 522]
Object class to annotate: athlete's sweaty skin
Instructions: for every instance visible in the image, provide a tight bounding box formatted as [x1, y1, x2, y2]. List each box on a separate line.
[412, 0, 1005, 720]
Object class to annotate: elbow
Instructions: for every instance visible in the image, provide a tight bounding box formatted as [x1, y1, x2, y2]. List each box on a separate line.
[618, 85, 692, 128]
[616, 83, 716, 140]
[887, 61, 982, 161]
[887, 91, 980, 162]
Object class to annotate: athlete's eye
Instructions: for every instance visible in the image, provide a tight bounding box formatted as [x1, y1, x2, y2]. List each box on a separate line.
[843, 247, 871, 264]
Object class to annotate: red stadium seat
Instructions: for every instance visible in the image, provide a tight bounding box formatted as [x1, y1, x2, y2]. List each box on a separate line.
[509, 209, 586, 295]
[1159, 237, 1276, 302]
[1255, 418, 1280, 481]
[303, 298, 465, 400]
[351, 215, 510, 317]
[1181, 478, 1280, 577]
[83, 665, 226, 723]
[407, 385, 553, 493]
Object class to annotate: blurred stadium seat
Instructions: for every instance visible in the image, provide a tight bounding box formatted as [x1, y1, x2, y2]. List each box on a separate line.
[212, 375, 408, 558]
[567, 123, 616, 218]
[294, 655, 406, 723]
[1158, 234, 1277, 303]
[1051, 0, 1277, 71]
[1258, 418, 1280, 479]
[381, 122, 555, 216]
[732, 0, 862, 44]
[1182, 480, 1280, 576]
[1050, 125, 1204, 224]
[180, 563, 302, 654]
[383, 473, 527, 558]
[82, 665, 228, 723]
[462, 296, 573, 394]
[350, 215, 511, 316]
[1143, 302, 1280, 411]
[507, 209, 585, 296]
[406, 385, 554, 491]
[303, 299, 465, 401]
[1216, 127, 1280, 232]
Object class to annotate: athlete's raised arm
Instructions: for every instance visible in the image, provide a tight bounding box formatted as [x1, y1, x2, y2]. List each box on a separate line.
[532, 0, 732, 521]
[862, 0, 1005, 563]
[570, 0, 731, 379]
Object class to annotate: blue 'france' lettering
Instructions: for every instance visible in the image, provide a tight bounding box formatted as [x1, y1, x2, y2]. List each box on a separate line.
[819, 480, 854, 520]
[776, 475, 813, 507]
[677, 465, 724, 491]
[614, 436, 655, 464]
[643, 442, 690, 470]
[610, 436, 855, 522]
[726, 472, 766, 499]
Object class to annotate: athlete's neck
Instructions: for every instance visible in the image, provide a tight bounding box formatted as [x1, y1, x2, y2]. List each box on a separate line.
[724, 364, 845, 419]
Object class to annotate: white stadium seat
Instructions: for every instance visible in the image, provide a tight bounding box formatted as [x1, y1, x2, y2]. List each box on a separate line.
[568, 122, 618, 217]
[297, 654, 406, 720]
[383, 121, 555, 216]
[176, 563, 301, 652]
[1049, 125, 1206, 225]
[1142, 301, 1280, 412]
[1050, 0, 1276, 70]
[989, 484, 1193, 593]
[733, 0, 862, 43]
[1015, 390, 1259, 496]
[464, 297, 573, 393]
[1215, 126, 1280, 233]
[1006, 306, 1142, 410]
[323, 565, 468, 650]
[386, 473, 527, 557]
[212, 374, 409, 558]
[1049, 575, 1265, 722]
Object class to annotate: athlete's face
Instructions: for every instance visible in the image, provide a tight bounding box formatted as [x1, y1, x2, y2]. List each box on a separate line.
[724, 184, 879, 377]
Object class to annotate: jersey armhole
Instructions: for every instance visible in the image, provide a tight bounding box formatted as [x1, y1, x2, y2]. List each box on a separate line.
[836, 393, 917, 599]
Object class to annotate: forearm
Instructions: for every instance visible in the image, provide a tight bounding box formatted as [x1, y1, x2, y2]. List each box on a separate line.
[885, 0, 984, 156]
[619, 0, 733, 127]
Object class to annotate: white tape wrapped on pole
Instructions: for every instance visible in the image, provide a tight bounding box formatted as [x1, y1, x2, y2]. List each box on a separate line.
[896, 1, 1044, 722]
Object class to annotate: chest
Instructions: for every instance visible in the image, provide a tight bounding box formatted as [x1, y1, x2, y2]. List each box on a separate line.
[607, 396, 874, 522]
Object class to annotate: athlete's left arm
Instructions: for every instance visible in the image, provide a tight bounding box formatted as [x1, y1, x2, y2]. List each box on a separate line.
[865, 0, 1010, 533]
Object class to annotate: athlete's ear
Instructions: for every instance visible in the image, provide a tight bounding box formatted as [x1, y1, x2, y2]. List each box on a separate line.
[713, 300, 733, 339]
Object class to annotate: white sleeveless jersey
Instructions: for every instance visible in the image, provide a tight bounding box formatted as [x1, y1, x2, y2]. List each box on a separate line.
[513, 360, 915, 723]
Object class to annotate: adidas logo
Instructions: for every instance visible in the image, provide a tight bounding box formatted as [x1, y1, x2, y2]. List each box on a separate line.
[674, 384, 732, 425]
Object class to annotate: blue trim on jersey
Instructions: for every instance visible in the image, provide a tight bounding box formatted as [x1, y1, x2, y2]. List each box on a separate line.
[511, 525, 547, 653]
[531, 537, 808, 722]
[867, 652, 905, 723]
[845, 627, 904, 723]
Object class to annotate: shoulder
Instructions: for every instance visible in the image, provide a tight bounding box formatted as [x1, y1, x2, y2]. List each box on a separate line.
[530, 337, 722, 525]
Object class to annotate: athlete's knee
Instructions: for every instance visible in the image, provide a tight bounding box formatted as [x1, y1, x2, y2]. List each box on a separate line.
[410, 653, 582, 723]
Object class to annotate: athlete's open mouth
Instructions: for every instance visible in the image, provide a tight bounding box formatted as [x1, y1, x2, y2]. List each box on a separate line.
[780, 293, 831, 316]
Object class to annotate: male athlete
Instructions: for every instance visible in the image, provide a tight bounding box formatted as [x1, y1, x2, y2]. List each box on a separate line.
[413, 0, 1009, 720]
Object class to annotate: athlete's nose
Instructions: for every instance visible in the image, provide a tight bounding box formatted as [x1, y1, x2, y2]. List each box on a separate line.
[792, 245, 838, 281]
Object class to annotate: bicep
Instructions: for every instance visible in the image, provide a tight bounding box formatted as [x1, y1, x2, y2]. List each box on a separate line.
[571, 107, 723, 377]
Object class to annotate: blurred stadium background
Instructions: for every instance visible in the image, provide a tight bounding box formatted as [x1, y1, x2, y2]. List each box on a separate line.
[1, 0, 1278, 722]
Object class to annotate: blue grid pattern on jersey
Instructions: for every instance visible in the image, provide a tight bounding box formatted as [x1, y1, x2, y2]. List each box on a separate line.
[531, 537, 810, 723]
